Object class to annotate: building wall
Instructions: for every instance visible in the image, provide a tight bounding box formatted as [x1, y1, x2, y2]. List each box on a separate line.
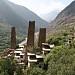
[27, 21, 35, 52]
[38, 28, 46, 49]
[11, 27, 16, 49]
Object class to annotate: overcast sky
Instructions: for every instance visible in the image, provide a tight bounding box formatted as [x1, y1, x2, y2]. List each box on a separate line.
[8, 0, 74, 16]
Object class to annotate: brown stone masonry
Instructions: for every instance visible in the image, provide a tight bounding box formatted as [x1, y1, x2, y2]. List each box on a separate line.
[11, 27, 16, 49]
[38, 28, 46, 49]
[27, 21, 35, 52]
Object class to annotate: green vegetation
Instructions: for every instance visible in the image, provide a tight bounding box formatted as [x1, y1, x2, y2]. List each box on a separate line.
[0, 32, 25, 52]
[26, 45, 75, 75]
[0, 56, 16, 75]
[25, 27, 75, 75]
[0, 56, 24, 75]
[16, 66, 24, 75]
[0, 23, 25, 52]
[1, 42, 75, 75]
[44, 45, 75, 75]
[1, 27, 75, 75]
[0, 1, 75, 74]
[26, 67, 45, 75]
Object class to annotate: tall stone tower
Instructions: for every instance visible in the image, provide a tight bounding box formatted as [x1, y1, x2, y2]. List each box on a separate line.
[38, 28, 46, 49]
[11, 27, 16, 49]
[27, 21, 35, 52]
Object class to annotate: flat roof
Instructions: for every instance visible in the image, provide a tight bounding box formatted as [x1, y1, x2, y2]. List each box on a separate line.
[14, 56, 20, 58]
[49, 44, 54, 48]
[36, 54, 45, 58]
[42, 48, 51, 51]
[27, 52, 36, 56]
[14, 51, 21, 53]
[16, 48, 24, 51]
[42, 43, 49, 45]
[20, 53, 25, 55]
[28, 59, 37, 62]
[14, 51, 25, 55]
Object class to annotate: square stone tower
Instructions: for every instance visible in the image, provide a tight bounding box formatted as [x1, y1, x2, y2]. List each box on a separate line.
[27, 21, 35, 52]
[11, 27, 16, 49]
[38, 28, 46, 49]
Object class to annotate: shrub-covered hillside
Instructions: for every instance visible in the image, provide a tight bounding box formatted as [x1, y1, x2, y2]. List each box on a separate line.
[26, 27, 75, 75]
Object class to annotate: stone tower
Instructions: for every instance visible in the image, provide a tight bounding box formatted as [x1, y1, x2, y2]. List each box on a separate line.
[27, 21, 35, 52]
[38, 28, 46, 49]
[11, 27, 16, 49]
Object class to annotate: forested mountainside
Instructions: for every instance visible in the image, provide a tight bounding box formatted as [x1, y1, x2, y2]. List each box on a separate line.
[0, 0, 49, 51]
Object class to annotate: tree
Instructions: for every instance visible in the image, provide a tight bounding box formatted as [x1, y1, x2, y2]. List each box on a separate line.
[16, 66, 24, 75]
[47, 37, 64, 46]
[44, 45, 75, 75]
[26, 67, 45, 75]
[0, 56, 16, 75]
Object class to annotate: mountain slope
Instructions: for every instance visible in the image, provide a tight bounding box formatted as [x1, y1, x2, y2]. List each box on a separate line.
[4, 0, 49, 30]
[0, 0, 49, 51]
[0, 0, 49, 33]
[0, 0, 28, 33]
[47, 1, 75, 36]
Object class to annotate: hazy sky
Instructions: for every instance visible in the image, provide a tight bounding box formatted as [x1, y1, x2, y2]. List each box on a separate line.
[8, 0, 74, 16]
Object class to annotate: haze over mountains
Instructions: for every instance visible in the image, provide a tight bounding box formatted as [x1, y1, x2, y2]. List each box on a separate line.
[0, 0, 49, 34]
[0, 0, 49, 51]
[0, 0, 75, 51]
[40, 10, 60, 22]
[47, 1, 75, 35]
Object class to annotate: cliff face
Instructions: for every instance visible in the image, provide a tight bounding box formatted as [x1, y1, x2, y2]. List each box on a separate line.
[55, 1, 75, 21]
[47, 1, 75, 35]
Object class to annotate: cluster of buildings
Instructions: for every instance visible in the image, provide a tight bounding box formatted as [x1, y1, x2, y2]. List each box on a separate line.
[3, 21, 54, 67]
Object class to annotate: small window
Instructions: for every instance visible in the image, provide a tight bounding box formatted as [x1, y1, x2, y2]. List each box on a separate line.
[21, 60, 24, 62]
[20, 55, 23, 58]
[16, 53, 20, 56]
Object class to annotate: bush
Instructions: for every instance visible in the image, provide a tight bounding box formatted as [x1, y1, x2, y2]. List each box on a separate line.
[26, 67, 45, 75]
[44, 45, 75, 75]
[47, 37, 63, 46]
[0, 56, 16, 75]
[16, 66, 24, 75]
